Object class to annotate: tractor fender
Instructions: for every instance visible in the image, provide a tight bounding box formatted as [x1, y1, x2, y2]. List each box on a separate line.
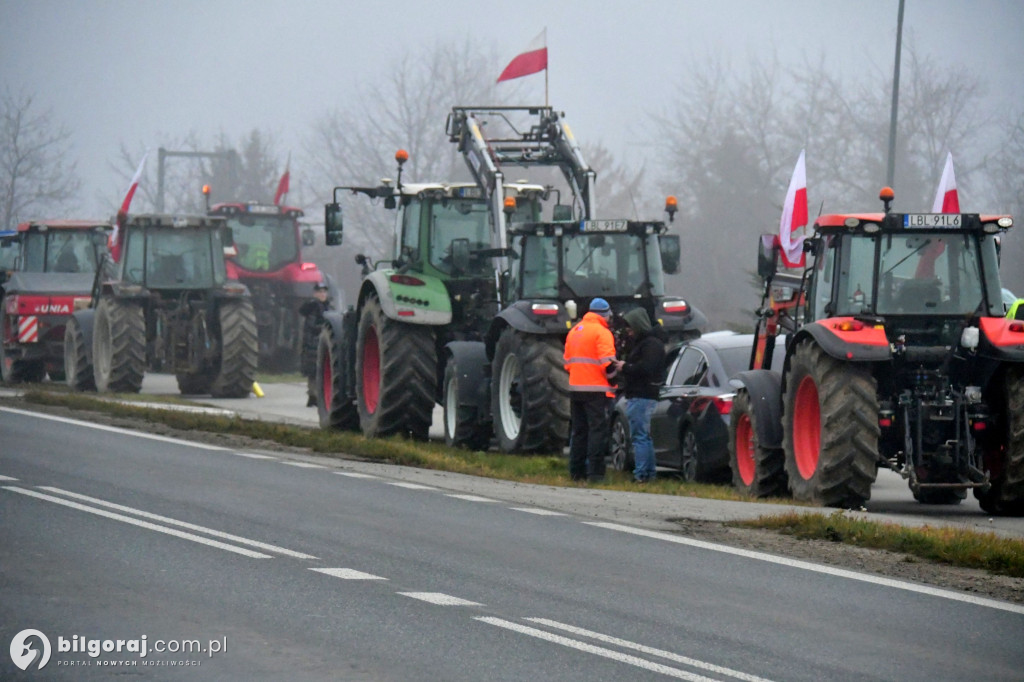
[359, 270, 452, 325]
[70, 309, 96, 364]
[795, 320, 891, 363]
[732, 368, 784, 450]
[489, 300, 570, 340]
[977, 316, 1024, 361]
[444, 341, 490, 410]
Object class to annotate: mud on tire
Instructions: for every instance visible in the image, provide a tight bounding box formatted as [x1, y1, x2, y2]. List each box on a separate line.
[317, 322, 358, 430]
[355, 293, 435, 440]
[93, 298, 146, 393]
[64, 315, 95, 391]
[207, 299, 258, 398]
[491, 329, 570, 453]
[782, 339, 879, 507]
[729, 389, 787, 498]
[976, 365, 1024, 516]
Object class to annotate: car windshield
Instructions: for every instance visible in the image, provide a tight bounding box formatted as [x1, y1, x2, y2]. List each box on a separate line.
[21, 230, 107, 273]
[227, 214, 298, 272]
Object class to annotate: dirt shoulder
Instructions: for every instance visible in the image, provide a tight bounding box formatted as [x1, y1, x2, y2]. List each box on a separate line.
[4, 396, 1022, 606]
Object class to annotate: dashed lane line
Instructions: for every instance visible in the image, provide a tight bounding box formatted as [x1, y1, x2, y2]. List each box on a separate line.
[233, 453, 277, 460]
[445, 494, 497, 503]
[510, 507, 567, 516]
[37, 486, 316, 559]
[0, 475, 19, 481]
[281, 462, 326, 469]
[3, 486, 271, 559]
[398, 592, 482, 606]
[334, 471, 380, 479]
[386, 482, 438, 490]
[310, 568, 388, 580]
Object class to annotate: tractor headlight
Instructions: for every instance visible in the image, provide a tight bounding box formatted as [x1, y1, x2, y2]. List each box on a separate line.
[960, 326, 980, 350]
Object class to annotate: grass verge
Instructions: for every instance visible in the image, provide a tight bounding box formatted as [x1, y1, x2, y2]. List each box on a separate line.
[732, 510, 1024, 578]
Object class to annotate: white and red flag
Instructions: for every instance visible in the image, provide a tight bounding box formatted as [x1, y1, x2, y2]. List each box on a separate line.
[931, 151, 960, 213]
[497, 29, 548, 83]
[111, 151, 149, 262]
[273, 157, 290, 206]
[778, 149, 808, 268]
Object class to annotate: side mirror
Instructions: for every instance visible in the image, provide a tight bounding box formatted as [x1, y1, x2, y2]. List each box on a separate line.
[91, 231, 109, 247]
[450, 238, 470, 273]
[659, 234, 681, 275]
[552, 204, 573, 222]
[324, 203, 344, 246]
[301, 228, 316, 247]
[757, 234, 778, 280]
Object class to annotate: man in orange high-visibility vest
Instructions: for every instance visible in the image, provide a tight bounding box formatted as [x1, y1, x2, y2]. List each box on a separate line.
[564, 297, 617, 483]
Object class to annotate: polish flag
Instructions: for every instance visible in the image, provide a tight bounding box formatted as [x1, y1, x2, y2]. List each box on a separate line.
[497, 29, 547, 83]
[778, 150, 808, 268]
[273, 164, 290, 206]
[931, 151, 960, 213]
[111, 151, 149, 262]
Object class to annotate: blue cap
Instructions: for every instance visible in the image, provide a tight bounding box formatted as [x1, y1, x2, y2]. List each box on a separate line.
[589, 297, 610, 313]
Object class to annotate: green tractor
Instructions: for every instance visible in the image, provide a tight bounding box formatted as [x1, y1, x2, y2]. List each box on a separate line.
[315, 150, 546, 440]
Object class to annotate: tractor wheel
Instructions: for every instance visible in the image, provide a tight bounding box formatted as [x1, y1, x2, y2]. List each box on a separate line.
[976, 365, 1024, 516]
[355, 292, 435, 440]
[209, 299, 258, 398]
[729, 389, 787, 498]
[491, 328, 570, 453]
[317, 323, 358, 431]
[93, 297, 146, 393]
[63, 316, 95, 391]
[1, 347, 45, 384]
[609, 414, 633, 472]
[443, 360, 490, 450]
[782, 339, 879, 507]
[912, 487, 965, 505]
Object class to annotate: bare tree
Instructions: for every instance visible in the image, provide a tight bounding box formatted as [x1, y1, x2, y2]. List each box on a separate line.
[1, 90, 81, 230]
[991, 112, 1024, 296]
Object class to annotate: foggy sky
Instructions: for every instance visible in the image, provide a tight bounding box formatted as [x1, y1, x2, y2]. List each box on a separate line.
[2, 0, 1022, 218]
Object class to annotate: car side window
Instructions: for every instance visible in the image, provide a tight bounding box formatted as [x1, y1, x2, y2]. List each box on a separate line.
[670, 347, 708, 387]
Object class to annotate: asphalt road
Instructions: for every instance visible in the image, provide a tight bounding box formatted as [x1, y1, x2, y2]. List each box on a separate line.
[2, 407, 1022, 680]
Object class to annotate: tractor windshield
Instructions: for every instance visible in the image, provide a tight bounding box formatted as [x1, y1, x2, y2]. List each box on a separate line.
[561, 233, 664, 298]
[122, 226, 225, 289]
[428, 199, 492, 276]
[21, 229, 108, 274]
[227, 214, 298, 273]
[0, 236, 18, 271]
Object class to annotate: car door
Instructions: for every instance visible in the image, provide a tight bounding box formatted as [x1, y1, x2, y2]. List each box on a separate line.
[650, 345, 708, 462]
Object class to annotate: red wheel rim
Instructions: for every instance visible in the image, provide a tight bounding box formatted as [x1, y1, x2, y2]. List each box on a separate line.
[362, 325, 380, 413]
[793, 375, 821, 479]
[735, 414, 755, 486]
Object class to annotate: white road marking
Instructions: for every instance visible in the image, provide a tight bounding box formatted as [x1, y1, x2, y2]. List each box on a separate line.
[585, 521, 1024, 616]
[0, 475, 19, 481]
[0, 406, 227, 451]
[398, 592, 482, 606]
[233, 453, 277, 460]
[510, 507, 567, 516]
[3, 486, 270, 558]
[527, 618, 774, 682]
[310, 568, 387, 580]
[281, 462, 325, 469]
[334, 471, 379, 479]
[475, 617, 720, 681]
[446, 494, 496, 503]
[387, 482, 437, 490]
[37, 486, 316, 559]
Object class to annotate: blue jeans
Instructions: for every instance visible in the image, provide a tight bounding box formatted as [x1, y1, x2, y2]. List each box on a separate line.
[626, 397, 657, 481]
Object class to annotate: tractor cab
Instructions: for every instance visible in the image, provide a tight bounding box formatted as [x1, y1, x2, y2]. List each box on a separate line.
[117, 215, 229, 291]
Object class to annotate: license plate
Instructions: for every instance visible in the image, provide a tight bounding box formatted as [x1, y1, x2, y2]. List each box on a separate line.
[581, 219, 627, 232]
[903, 214, 961, 228]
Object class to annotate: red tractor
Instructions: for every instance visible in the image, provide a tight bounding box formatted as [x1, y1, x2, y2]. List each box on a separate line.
[1, 220, 110, 383]
[728, 189, 1023, 514]
[208, 200, 332, 371]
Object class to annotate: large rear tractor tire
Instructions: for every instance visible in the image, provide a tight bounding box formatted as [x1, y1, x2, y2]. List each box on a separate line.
[209, 300, 258, 398]
[976, 365, 1024, 516]
[1, 347, 45, 384]
[317, 323, 358, 430]
[355, 293, 435, 440]
[782, 340, 879, 507]
[729, 389, 787, 498]
[93, 298, 146, 393]
[443, 360, 491, 450]
[491, 329, 570, 453]
[63, 316, 95, 391]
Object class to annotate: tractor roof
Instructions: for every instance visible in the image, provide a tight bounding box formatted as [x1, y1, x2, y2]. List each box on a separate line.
[16, 219, 111, 232]
[125, 214, 226, 228]
[397, 181, 547, 198]
[508, 219, 667, 237]
[209, 202, 304, 218]
[814, 212, 1012, 235]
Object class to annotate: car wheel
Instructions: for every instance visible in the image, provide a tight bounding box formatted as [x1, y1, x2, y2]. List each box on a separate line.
[609, 414, 633, 472]
[680, 429, 699, 482]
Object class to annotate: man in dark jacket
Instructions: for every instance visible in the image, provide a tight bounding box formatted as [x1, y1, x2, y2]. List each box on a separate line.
[611, 308, 666, 482]
[299, 281, 331, 406]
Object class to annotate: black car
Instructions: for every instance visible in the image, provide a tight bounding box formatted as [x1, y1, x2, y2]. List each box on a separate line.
[609, 332, 774, 482]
